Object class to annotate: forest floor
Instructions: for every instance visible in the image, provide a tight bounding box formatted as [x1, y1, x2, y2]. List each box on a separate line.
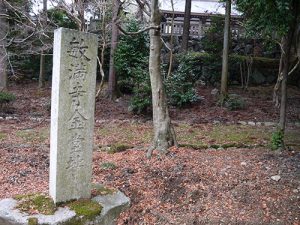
[0, 82, 300, 224]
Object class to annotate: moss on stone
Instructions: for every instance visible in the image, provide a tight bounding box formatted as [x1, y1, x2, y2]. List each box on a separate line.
[179, 143, 208, 150]
[108, 143, 131, 154]
[67, 199, 102, 220]
[210, 144, 220, 149]
[92, 184, 116, 196]
[28, 217, 38, 225]
[14, 193, 56, 215]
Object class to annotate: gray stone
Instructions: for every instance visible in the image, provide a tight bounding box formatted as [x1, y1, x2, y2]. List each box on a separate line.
[264, 122, 276, 126]
[50, 28, 98, 203]
[271, 175, 281, 182]
[256, 122, 262, 126]
[240, 162, 247, 166]
[248, 121, 256, 126]
[237, 121, 247, 125]
[92, 190, 130, 225]
[211, 88, 219, 95]
[213, 120, 220, 124]
[0, 190, 130, 225]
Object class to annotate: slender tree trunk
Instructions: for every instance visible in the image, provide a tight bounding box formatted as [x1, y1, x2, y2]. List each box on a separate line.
[147, 0, 177, 158]
[220, 0, 231, 101]
[278, 0, 299, 149]
[38, 0, 47, 89]
[107, 0, 120, 100]
[0, 0, 8, 91]
[279, 47, 288, 132]
[181, 0, 191, 52]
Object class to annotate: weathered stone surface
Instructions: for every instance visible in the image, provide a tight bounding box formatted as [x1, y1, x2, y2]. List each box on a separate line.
[50, 28, 98, 203]
[0, 198, 76, 225]
[264, 122, 276, 127]
[248, 121, 256, 126]
[0, 191, 130, 225]
[237, 121, 247, 125]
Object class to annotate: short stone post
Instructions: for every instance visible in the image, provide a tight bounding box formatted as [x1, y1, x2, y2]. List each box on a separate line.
[50, 28, 98, 203]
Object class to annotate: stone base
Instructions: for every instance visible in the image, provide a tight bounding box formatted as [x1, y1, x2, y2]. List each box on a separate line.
[0, 191, 130, 225]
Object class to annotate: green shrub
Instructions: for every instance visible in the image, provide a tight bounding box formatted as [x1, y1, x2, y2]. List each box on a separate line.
[115, 18, 152, 114]
[0, 91, 16, 104]
[173, 52, 221, 86]
[271, 128, 284, 150]
[223, 94, 246, 110]
[0, 92, 16, 113]
[115, 18, 149, 94]
[165, 53, 203, 107]
[166, 73, 200, 107]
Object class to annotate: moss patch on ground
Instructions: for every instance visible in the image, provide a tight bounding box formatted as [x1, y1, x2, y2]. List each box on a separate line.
[98, 122, 152, 146]
[176, 123, 271, 147]
[0, 132, 6, 140]
[108, 143, 131, 154]
[100, 161, 117, 170]
[14, 194, 56, 215]
[16, 127, 49, 143]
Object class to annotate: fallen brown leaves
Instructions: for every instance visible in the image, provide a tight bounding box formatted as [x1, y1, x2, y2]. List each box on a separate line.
[0, 83, 300, 224]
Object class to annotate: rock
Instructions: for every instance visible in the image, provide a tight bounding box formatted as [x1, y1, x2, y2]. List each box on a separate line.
[271, 175, 281, 182]
[213, 120, 220, 125]
[5, 116, 13, 120]
[237, 121, 247, 125]
[240, 162, 247, 166]
[211, 88, 219, 96]
[292, 189, 298, 193]
[248, 121, 256, 126]
[0, 198, 76, 225]
[0, 189, 130, 225]
[256, 122, 262, 126]
[264, 122, 276, 126]
[0, 117, 3, 120]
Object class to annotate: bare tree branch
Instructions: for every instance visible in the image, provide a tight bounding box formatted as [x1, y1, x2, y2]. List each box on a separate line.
[117, 24, 159, 35]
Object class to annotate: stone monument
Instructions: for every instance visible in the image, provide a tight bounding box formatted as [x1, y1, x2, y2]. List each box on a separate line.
[49, 28, 98, 203]
[0, 28, 130, 225]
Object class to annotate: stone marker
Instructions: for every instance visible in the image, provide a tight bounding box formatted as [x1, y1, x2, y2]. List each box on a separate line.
[50, 28, 98, 203]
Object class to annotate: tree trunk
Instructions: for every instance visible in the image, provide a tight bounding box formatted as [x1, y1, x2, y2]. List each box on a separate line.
[220, 0, 231, 101]
[38, 0, 47, 89]
[107, 0, 120, 100]
[147, 0, 177, 158]
[279, 1, 299, 133]
[181, 0, 191, 52]
[279, 39, 290, 132]
[0, 0, 8, 91]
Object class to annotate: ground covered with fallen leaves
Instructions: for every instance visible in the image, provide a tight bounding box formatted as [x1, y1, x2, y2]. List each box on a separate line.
[0, 83, 300, 224]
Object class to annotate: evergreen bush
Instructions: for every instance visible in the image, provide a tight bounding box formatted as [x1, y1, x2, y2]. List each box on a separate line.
[0, 91, 16, 105]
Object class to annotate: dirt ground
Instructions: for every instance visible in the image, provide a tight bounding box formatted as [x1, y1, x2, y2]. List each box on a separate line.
[0, 82, 299, 224]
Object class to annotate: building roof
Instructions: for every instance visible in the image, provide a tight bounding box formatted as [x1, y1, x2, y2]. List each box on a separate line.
[160, 0, 241, 16]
